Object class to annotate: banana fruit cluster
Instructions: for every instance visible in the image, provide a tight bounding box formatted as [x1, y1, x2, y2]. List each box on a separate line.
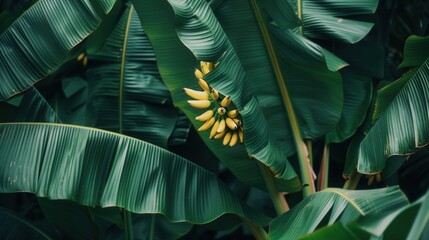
[185, 61, 244, 147]
[366, 173, 381, 186]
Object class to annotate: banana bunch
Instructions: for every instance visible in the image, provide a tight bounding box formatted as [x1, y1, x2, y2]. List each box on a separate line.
[185, 61, 244, 147]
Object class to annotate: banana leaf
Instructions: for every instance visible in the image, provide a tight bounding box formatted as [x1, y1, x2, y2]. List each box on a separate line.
[0, 123, 270, 226]
[16, 87, 61, 123]
[133, 0, 301, 192]
[301, 189, 429, 240]
[87, 4, 189, 148]
[96, 0, 117, 14]
[268, 186, 408, 240]
[399, 35, 429, 68]
[0, 207, 52, 240]
[0, 0, 101, 101]
[358, 58, 429, 174]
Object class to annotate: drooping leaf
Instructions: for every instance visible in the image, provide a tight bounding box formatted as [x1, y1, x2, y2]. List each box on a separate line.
[358, 58, 429, 174]
[269, 186, 408, 239]
[0, 123, 270, 226]
[0, 0, 101, 101]
[133, 0, 301, 192]
[132, 214, 193, 240]
[96, 0, 117, 14]
[326, 70, 372, 143]
[16, 87, 61, 123]
[301, 189, 429, 240]
[87, 4, 189, 148]
[0, 207, 52, 240]
[399, 35, 429, 68]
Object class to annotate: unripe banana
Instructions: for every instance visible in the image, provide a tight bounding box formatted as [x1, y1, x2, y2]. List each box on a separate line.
[227, 109, 239, 118]
[220, 96, 231, 107]
[217, 107, 226, 116]
[226, 117, 238, 130]
[214, 130, 227, 139]
[195, 110, 214, 122]
[77, 53, 85, 61]
[238, 130, 243, 143]
[198, 79, 211, 92]
[375, 173, 381, 183]
[212, 89, 219, 100]
[184, 88, 209, 100]
[229, 131, 238, 147]
[232, 118, 242, 127]
[198, 117, 215, 131]
[217, 119, 226, 133]
[223, 132, 232, 145]
[194, 69, 203, 79]
[188, 100, 211, 109]
[210, 120, 220, 139]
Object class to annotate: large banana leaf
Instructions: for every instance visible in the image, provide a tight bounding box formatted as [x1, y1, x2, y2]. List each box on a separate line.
[268, 186, 408, 239]
[16, 87, 61, 123]
[0, 123, 269, 226]
[133, 0, 301, 192]
[0, 207, 52, 240]
[357, 58, 429, 174]
[87, 4, 189, 148]
[399, 35, 429, 68]
[301, 189, 429, 240]
[0, 0, 101, 101]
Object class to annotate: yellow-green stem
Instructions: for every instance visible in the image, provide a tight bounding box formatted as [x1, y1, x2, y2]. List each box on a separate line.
[317, 144, 329, 191]
[305, 139, 313, 166]
[343, 169, 362, 190]
[241, 217, 268, 240]
[258, 162, 290, 215]
[297, 0, 303, 34]
[251, 0, 315, 197]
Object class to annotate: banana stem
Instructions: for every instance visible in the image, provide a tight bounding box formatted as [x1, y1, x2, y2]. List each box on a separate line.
[258, 162, 290, 215]
[124, 210, 134, 240]
[317, 144, 329, 191]
[251, 0, 315, 198]
[305, 139, 313, 166]
[343, 169, 362, 190]
[241, 217, 268, 240]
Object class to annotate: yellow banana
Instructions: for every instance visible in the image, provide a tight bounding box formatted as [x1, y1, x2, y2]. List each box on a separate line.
[194, 69, 203, 79]
[214, 130, 227, 139]
[220, 96, 231, 107]
[207, 62, 214, 71]
[375, 173, 381, 183]
[229, 131, 238, 147]
[223, 132, 232, 145]
[201, 64, 210, 75]
[238, 130, 243, 143]
[367, 175, 375, 186]
[198, 117, 215, 131]
[232, 118, 242, 127]
[226, 117, 238, 130]
[217, 119, 226, 133]
[212, 89, 219, 100]
[217, 107, 226, 116]
[198, 79, 211, 92]
[77, 53, 85, 61]
[188, 100, 211, 109]
[200, 61, 207, 69]
[195, 110, 214, 122]
[184, 88, 209, 100]
[210, 120, 220, 139]
[83, 57, 88, 66]
[227, 109, 239, 118]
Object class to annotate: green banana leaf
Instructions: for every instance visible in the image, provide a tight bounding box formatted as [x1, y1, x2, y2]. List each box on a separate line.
[399, 35, 429, 68]
[301, 189, 429, 240]
[301, 0, 378, 43]
[133, 0, 301, 192]
[16, 87, 61, 123]
[0, 0, 101, 101]
[326, 70, 372, 143]
[268, 186, 408, 240]
[0, 207, 52, 240]
[96, 0, 117, 14]
[0, 123, 270, 226]
[87, 4, 189, 148]
[358, 58, 429, 174]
